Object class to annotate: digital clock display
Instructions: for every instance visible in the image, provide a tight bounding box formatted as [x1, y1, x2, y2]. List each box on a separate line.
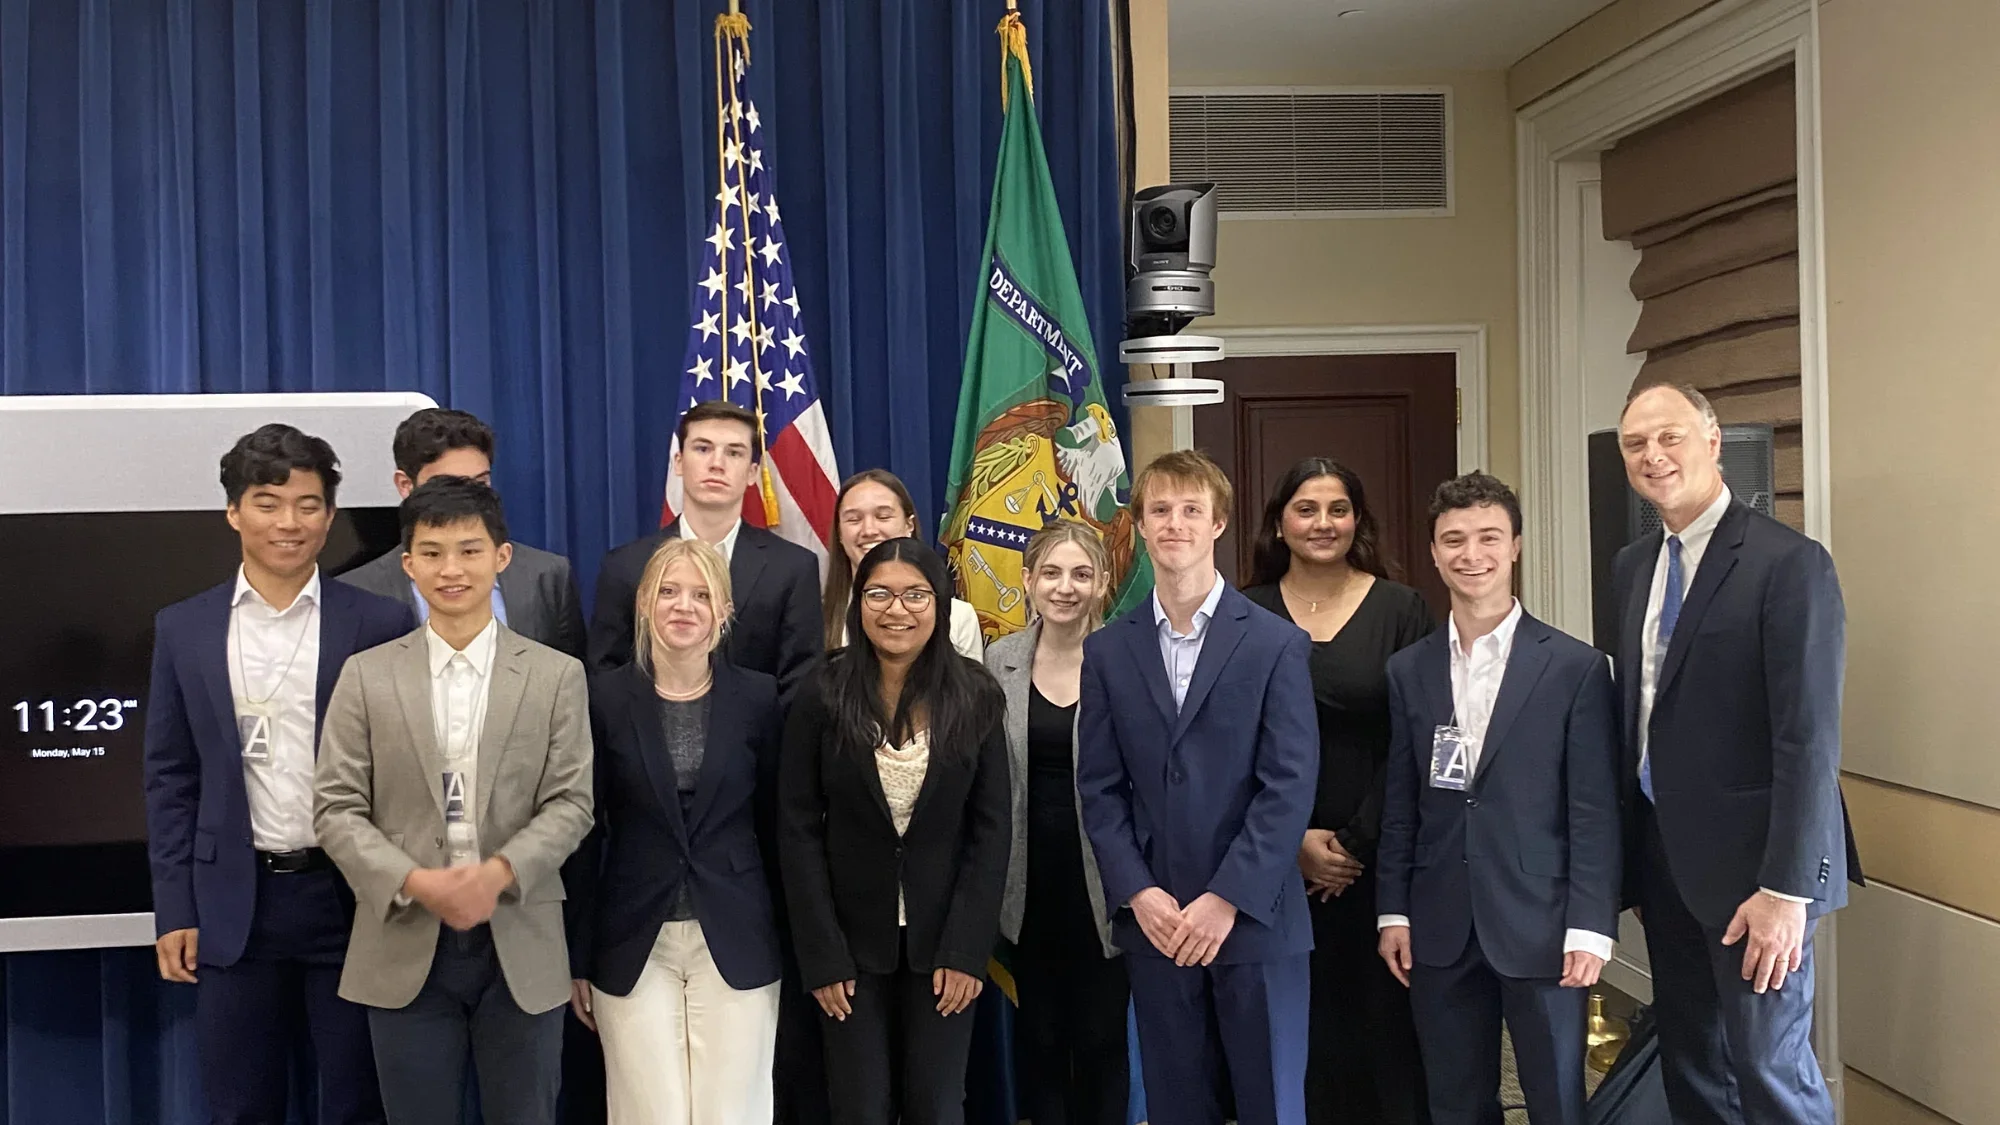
[0, 513, 252, 858]
[13, 698, 142, 735]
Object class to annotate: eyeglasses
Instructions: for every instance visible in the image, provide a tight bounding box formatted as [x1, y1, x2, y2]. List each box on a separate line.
[860, 587, 935, 611]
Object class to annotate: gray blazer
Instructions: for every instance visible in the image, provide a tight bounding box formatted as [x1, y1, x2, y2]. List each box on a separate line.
[338, 542, 587, 661]
[314, 623, 595, 1013]
[985, 624, 1118, 958]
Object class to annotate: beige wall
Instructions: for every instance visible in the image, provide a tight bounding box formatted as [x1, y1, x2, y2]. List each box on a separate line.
[1507, 0, 1723, 108]
[1124, 0, 1174, 470]
[1168, 66, 1521, 484]
[1822, 0, 2000, 1120]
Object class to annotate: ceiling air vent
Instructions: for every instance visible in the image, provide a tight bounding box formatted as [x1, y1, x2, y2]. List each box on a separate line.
[1169, 88, 1452, 218]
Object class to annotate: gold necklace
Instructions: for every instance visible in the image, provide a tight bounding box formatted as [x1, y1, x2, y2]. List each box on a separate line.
[1282, 573, 1352, 614]
[655, 671, 714, 701]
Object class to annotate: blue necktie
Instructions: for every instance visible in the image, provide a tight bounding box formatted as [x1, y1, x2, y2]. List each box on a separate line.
[1639, 535, 1683, 803]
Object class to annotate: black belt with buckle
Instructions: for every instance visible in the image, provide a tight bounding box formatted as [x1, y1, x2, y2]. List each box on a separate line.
[258, 847, 332, 875]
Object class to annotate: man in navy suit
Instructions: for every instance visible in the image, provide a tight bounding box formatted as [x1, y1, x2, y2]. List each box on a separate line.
[142, 424, 412, 1125]
[1078, 449, 1318, 1125]
[1376, 473, 1620, 1125]
[1614, 383, 1859, 1125]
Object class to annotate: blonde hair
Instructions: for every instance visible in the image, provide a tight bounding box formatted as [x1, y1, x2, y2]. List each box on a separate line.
[632, 538, 733, 676]
[1130, 449, 1234, 520]
[1023, 521, 1113, 632]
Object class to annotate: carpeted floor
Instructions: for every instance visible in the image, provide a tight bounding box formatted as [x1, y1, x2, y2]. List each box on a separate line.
[1132, 987, 1636, 1125]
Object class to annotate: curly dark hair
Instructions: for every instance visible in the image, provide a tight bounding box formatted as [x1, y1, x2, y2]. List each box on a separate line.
[219, 424, 341, 507]
[1426, 472, 1521, 539]
[392, 408, 496, 481]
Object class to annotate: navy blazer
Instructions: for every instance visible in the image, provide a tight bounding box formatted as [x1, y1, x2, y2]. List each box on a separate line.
[1376, 613, 1622, 979]
[1613, 501, 1862, 928]
[564, 659, 784, 995]
[141, 577, 412, 967]
[1076, 583, 1319, 964]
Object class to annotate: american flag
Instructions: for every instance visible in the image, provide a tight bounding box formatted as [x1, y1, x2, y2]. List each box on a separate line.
[662, 13, 839, 564]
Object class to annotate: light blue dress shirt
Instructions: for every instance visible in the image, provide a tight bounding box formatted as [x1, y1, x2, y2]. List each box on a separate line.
[1152, 572, 1225, 711]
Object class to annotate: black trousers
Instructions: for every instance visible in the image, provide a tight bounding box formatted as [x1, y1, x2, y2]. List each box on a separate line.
[367, 926, 564, 1125]
[195, 865, 383, 1125]
[1013, 941, 1129, 1125]
[558, 1008, 606, 1125]
[777, 951, 833, 1125]
[821, 935, 982, 1125]
[1638, 809, 1834, 1125]
[1407, 930, 1586, 1125]
[1306, 874, 1432, 1125]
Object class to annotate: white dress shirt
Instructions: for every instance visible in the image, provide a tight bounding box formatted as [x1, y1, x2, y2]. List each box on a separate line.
[428, 618, 499, 867]
[1379, 599, 1616, 962]
[1636, 486, 1731, 771]
[680, 516, 743, 563]
[228, 567, 322, 853]
[1446, 600, 1525, 777]
[1153, 572, 1225, 710]
[1635, 486, 1809, 906]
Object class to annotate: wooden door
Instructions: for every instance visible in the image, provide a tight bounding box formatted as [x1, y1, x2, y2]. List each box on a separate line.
[1192, 352, 1459, 616]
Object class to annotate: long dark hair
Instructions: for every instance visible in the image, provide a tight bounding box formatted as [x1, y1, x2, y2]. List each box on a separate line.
[1248, 457, 1392, 587]
[822, 469, 921, 649]
[824, 538, 1000, 765]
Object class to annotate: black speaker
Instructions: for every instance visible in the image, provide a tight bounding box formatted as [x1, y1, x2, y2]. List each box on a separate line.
[1587, 424, 1775, 652]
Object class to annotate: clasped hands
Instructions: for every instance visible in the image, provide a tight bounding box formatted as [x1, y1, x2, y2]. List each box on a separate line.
[1298, 829, 1365, 901]
[1130, 887, 1237, 967]
[402, 856, 515, 931]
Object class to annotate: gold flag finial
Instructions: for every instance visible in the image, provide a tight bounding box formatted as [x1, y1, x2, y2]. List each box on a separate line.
[996, 11, 1033, 109]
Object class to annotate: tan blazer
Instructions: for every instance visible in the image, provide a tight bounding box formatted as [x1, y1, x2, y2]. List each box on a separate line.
[314, 623, 594, 1013]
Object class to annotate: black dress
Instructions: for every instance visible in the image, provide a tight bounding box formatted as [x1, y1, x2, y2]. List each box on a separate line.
[1014, 684, 1130, 1125]
[1244, 578, 1435, 1125]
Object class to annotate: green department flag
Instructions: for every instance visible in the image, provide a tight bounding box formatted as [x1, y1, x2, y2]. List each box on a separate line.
[941, 12, 1152, 645]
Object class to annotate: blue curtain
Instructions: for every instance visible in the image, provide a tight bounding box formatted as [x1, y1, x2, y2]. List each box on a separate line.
[0, 1, 1127, 1122]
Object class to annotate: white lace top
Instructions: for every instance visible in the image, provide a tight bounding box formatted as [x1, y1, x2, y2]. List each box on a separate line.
[876, 729, 931, 924]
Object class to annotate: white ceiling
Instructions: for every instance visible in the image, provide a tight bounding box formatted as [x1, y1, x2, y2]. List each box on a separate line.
[1169, 0, 1621, 80]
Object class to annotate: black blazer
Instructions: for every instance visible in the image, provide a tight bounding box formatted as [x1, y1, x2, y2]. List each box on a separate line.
[1613, 500, 1862, 928]
[1376, 613, 1622, 979]
[587, 522, 821, 704]
[778, 659, 1012, 990]
[564, 659, 784, 995]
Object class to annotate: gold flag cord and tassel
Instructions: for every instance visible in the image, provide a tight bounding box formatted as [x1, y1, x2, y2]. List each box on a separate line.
[712, 7, 782, 527]
[996, 4, 1034, 110]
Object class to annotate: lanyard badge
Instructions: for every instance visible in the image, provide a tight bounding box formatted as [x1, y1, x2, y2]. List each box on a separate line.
[237, 704, 274, 764]
[442, 770, 476, 867]
[1430, 724, 1470, 791]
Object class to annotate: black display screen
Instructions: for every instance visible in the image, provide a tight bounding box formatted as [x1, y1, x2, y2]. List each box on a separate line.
[0, 508, 400, 919]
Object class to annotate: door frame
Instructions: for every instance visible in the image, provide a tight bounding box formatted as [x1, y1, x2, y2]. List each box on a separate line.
[1192, 324, 1489, 474]
[1514, 0, 1831, 635]
[1514, 0, 1840, 1104]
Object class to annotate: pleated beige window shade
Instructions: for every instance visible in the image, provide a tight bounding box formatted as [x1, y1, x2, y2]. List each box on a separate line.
[1600, 66, 1804, 529]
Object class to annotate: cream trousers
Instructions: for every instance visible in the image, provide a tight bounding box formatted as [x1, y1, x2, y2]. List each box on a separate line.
[592, 919, 781, 1125]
